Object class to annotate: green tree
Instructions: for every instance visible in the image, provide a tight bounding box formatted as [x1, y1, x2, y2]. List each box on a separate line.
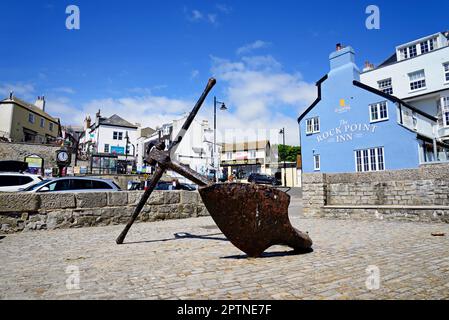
[278, 145, 301, 162]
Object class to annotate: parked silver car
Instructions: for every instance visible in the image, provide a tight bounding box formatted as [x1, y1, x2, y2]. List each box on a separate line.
[22, 177, 121, 193]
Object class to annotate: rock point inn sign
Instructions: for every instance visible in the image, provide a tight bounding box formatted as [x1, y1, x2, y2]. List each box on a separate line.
[317, 120, 377, 144]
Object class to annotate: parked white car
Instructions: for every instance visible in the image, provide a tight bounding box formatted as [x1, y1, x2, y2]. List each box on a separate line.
[0, 172, 44, 192]
[23, 177, 122, 193]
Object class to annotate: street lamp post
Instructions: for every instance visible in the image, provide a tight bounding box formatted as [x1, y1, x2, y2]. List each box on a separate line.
[280, 128, 287, 187]
[213, 96, 227, 182]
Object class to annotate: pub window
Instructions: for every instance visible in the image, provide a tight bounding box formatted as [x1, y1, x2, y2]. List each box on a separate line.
[104, 144, 110, 153]
[355, 147, 385, 172]
[409, 70, 426, 91]
[226, 152, 232, 160]
[369, 101, 388, 123]
[249, 150, 257, 159]
[306, 117, 320, 134]
[313, 154, 320, 171]
[28, 113, 35, 124]
[40, 118, 45, 128]
[49, 122, 54, 131]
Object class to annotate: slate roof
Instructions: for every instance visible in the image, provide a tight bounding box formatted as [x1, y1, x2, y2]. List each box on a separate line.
[99, 114, 138, 128]
[0, 97, 59, 123]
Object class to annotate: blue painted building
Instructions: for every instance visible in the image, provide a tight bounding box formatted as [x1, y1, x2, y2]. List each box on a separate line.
[298, 44, 449, 173]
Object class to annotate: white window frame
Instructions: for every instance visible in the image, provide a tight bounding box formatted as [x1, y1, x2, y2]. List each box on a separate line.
[444, 63, 449, 83]
[113, 131, 123, 140]
[40, 118, 45, 128]
[354, 147, 385, 173]
[420, 37, 437, 54]
[104, 144, 110, 153]
[378, 78, 393, 95]
[28, 113, 35, 124]
[408, 70, 426, 92]
[313, 154, 320, 171]
[369, 101, 389, 123]
[226, 152, 232, 160]
[442, 96, 449, 127]
[249, 150, 257, 159]
[49, 122, 54, 132]
[306, 117, 320, 135]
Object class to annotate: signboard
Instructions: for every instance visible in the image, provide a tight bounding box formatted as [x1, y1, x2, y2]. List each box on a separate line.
[235, 151, 248, 160]
[24, 155, 43, 175]
[66, 167, 74, 176]
[111, 146, 125, 155]
[316, 120, 377, 144]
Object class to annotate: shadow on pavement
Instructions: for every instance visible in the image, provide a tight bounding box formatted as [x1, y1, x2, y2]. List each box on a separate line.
[123, 232, 228, 245]
[221, 248, 314, 260]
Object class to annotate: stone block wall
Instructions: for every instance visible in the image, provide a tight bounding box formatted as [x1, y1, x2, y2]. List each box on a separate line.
[302, 163, 449, 223]
[0, 191, 209, 234]
[0, 141, 61, 169]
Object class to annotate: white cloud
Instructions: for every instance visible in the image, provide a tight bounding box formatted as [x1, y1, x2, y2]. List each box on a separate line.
[208, 14, 217, 25]
[210, 54, 316, 145]
[185, 8, 220, 25]
[237, 40, 271, 55]
[52, 87, 75, 94]
[191, 70, 200, 79]
[45, 93, 194, 131]
[190, 9, 203, 21]
[216, 4, 232, 14]
[0, 83, 35, 100]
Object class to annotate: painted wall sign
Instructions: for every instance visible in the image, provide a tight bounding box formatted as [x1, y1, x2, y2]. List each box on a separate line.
[111, 146, 125, 155]
[317, 120, 377, 143]
[335, 99, 351, 114]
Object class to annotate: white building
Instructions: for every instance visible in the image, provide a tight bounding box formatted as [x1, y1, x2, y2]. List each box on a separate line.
[80, 111, 139, 168]
[360, 31, 449, 161]
[220, 140, 279, 179]
[137, 115, 216, 178]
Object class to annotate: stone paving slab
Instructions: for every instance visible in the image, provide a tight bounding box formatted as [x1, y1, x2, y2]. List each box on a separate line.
[1, 217, 449, 300]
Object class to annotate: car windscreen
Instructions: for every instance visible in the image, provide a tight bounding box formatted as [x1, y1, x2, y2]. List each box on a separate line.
[23, 179, 52, 191]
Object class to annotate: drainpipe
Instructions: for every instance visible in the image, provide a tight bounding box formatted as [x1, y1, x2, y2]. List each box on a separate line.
[433, 138, 438, 162]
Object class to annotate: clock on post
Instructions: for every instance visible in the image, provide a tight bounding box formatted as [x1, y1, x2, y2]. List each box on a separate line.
[55, 149, 71, 176]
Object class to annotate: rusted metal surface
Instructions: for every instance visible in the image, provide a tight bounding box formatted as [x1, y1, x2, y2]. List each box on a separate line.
[199, 183, 313, 257]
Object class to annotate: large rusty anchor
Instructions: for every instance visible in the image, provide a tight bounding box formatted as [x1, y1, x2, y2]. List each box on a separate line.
[116, 78, 313, 257]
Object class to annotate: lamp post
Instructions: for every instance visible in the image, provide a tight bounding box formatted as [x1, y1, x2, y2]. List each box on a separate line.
[279, 128, 287, 187]
[214, 96, 227, 182]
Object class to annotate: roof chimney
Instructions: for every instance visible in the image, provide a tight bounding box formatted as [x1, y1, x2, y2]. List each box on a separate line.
[34, 96, 46, 112]
[9, 91, 13, 100]
[363, 61, 375, 72]
[84, 116, 92, 130]
[329, 45, 360, 80]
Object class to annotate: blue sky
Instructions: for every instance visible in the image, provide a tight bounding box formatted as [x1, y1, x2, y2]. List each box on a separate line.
[1, 0, 448, 144]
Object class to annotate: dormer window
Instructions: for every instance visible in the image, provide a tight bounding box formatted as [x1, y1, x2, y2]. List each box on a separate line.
[397, 35, 441, 61]
[400, 45, 417, 60]
[420, 38, 437, 54]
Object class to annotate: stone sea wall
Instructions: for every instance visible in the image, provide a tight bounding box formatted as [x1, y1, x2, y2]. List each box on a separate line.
[0, 191, 209, 233]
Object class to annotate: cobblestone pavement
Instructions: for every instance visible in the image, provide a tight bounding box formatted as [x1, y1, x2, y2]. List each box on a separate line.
[1, 216, 449, 300]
